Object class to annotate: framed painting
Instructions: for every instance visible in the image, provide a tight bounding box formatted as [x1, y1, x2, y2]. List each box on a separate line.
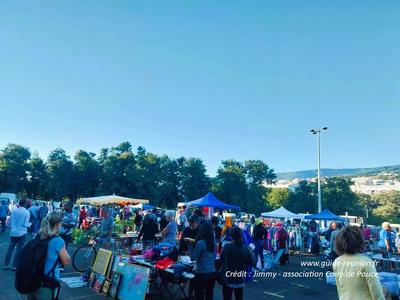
[109, 271, 122, 298]
[101, 279, 111, 296]
[106, 255, 116, 279]
[92, 248, 113, 276]
[115, 263, 151, 300]
[87, 271, 96, 287]
[92, 274, 106, 293]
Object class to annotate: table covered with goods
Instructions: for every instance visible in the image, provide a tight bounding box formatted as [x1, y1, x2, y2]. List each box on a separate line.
[79, 242, 199, 300]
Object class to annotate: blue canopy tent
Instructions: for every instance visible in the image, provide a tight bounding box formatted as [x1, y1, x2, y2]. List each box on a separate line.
[132, 203, 156, 210]
[304, 209, 346, 222]
[185, 192, 240, 211]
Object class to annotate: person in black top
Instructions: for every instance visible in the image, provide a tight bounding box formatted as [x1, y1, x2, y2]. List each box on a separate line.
[211, 217, 222, 240]
[211, 216, 222, 252]
[252, 220, 266, 270]
[219, 226, 256, 300]
[159, 212, 168, 231]
[137, 214, 159, 248]
[179, 215, 200, 255]
[134, 210, 143, 232]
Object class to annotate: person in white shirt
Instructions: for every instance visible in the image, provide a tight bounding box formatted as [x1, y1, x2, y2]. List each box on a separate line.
[47, 201, 54, 214]
[3, 199, 31, 270]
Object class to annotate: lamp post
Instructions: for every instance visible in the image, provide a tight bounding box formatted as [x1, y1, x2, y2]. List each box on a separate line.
[310, 127, 328, 213]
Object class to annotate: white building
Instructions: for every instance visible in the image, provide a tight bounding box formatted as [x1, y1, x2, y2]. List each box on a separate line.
[351, 176, 400, 195]
[264, 179, 300, 192]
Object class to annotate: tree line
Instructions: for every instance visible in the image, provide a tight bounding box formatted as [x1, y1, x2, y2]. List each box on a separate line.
[0, 142, 276, 213]
[1, 142, 397, 223]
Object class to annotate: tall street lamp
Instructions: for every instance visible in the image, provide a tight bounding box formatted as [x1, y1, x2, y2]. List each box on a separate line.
[310, 127, 328, 213]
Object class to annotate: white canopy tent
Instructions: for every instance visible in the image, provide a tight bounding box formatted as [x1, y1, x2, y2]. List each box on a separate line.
[76, 195, 149, 206]
[261, 206, 300, 219]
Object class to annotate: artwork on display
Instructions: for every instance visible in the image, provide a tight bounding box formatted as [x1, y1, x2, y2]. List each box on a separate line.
[106, 255, 116, 278]
[93, 248, 113, 276]
[109, 271, 122, 298]
[111, 255, 122, 274]
[101, 279, 111, 296]
[87, 272, 96, 287]
[115, 262, 150, 300]
[92, 274, 106, 293]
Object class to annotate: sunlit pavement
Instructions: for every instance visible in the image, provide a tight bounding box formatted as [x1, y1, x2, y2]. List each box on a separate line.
[0, 229, 338, 300]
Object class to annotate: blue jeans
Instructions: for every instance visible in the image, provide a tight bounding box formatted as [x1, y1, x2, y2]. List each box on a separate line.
[4, 234, 26, 267]
[254, 240, 264, 267]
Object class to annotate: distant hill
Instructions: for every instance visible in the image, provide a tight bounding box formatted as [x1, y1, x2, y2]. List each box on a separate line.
[276, 165, 400, 180]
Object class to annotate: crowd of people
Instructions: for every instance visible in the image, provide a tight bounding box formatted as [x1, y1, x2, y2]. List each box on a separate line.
[0, 198, 399, 300]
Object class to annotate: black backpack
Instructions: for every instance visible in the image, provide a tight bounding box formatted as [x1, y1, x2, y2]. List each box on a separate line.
[15, 235, 59, 295]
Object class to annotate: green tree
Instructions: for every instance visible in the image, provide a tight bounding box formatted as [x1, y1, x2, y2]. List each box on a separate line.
[244, 160, 276, 213]
[0, 144, 31, 193]
[287, 180, 318, 213]
[372, 191, 400, 223]
[157, 155, 180, 208]
[46, 148, 75, 200]
[322, 177, 362, 215]
[266, 188, 293, 209]
[212, 160, 248, 210]
[74, 150, 100, 198]
[244, 160, 276, 185]
[212, 159, 276, 213]
[97, 142, 136, 196]
[26, 152, 48, 199]
[177, 157, 211, 201]
[134, 147, 161, 201]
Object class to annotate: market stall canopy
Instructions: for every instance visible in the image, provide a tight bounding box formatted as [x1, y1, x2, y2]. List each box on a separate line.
[261, 207, 300, 219]
[185, 192, 240, 210]
[76, 195, 149, 206]
[132, 203, 155, 210]
[304, 209, 346, 221]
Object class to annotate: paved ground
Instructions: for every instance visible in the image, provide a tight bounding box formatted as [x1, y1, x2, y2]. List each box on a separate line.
[0, 230, 338, 300]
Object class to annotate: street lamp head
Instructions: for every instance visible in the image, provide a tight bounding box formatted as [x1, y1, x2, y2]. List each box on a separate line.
[310, 129, 316, 133]
[322, 127, 328, 130]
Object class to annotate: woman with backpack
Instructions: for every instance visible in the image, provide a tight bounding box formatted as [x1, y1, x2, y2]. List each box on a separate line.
[27, 212, 70, 300]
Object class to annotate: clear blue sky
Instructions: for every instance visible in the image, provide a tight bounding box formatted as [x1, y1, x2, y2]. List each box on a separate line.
[0, 1, 399, 175]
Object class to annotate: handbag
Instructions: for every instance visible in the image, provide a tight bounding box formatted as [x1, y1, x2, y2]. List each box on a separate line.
[217, 248, 228, 285]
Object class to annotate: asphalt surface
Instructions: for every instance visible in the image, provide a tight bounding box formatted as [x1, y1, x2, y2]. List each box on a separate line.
[0, 230, 339, 300]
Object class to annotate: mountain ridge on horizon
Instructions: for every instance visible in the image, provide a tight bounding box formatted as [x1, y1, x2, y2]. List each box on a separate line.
[276, 164, 400, 180]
